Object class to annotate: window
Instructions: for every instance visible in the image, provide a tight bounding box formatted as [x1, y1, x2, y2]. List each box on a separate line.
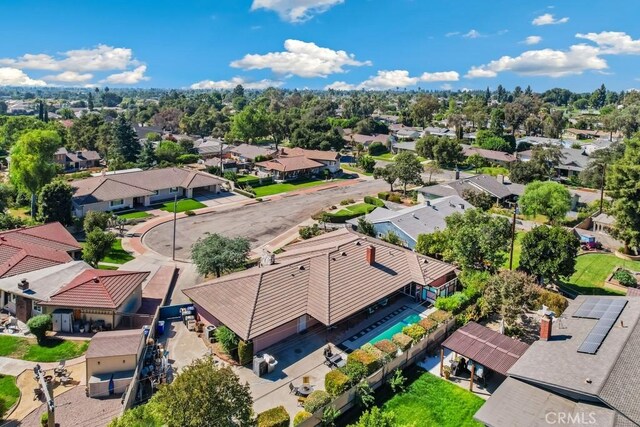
[110, 199, 124, 207]
[33, 304, 42, 313]
[169, 187, 179, 193]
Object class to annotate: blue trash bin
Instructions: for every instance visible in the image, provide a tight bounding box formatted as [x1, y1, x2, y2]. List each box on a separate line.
[156, 321, 165, 336]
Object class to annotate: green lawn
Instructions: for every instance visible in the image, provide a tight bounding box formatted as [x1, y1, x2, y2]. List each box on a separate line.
[562, 253, 639, 296]
[98, 264, 119, 270]
[117, 210, 151, 220]
[0, 375, 19, 416]
[158, 198, 206, 213]
[477, 166, 510, 177]
[0, 336, 89, 362]
[381, 371, 484, 427]
[341, 163, 373, 176]
[371, 152, 396, 161]
[253, 178, 341, 197]
[335, 203, 377, 216]
[101, 239, 134, 265]
[504, 232, 525, 269]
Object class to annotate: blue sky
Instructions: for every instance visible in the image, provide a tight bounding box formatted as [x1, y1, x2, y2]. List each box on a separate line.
[1, 0, 640, 92]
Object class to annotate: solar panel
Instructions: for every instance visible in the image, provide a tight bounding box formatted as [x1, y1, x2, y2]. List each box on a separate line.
[574, 298, 628, 355]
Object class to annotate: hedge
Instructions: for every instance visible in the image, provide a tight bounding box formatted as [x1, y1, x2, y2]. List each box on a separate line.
[402, 324, 426, 342]
[373, 339, 398, 357]
[347, 349, 382, 375]
[428, 310, 452, 324]
[325, 369, 350, 396]
[364, 196, 385, 207]
[378, 192, 390, 200]
[388, 193, 402, 203]
[304, 390, 331, 414]
[294, 411, 313, 426]
[418, 318, 437, 334]
[238, 340, 253, 365]
[392, 333, 413, 351]
[257, 406, 290, 427]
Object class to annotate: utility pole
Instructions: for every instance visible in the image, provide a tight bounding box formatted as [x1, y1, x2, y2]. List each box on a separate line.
[599, 163, 607, 214]
[34, 365, 55, 427]
[172, 193, 177, 261]
[509, 202, 518, 271]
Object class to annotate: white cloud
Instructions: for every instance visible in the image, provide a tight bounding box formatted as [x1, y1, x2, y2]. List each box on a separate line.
[43, 71, 93, 83]
[523, 36, 542, 45]
[0, 67, 47, 86]
[230, 39, 371, 78]
[100, 65, 149, 85]
[445, 31, 460, 37]
[465, 45, 607, 78]
[420, 71, 459, 82]
[251, 0, 344, 23]
[576, 31, 640, 55]
[190, 76, 283, 90]
[463, 29, 483, 39]
[0, 45, 136, 72]
[324, 81, 356, 90]
[441, 83, 453, 90]
[532, 13, 569, 26]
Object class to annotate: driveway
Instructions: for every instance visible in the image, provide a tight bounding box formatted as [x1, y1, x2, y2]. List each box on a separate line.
[193, 191, 247, 207]
[142, 179, 388, 260]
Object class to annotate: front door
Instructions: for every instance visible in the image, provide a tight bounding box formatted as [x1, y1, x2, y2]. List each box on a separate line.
[297, 315, 307, 333]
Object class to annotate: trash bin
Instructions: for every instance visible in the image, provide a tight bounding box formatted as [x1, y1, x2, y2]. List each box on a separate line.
[156, 321, 165, 336]
[142, 325, 150, 337]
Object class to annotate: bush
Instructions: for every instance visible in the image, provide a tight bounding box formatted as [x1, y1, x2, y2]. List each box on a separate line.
[299, 224, 321, 240]
[418, 318, 437, 334]
[388, 193, 402, 203]
[428, 309, 452, 324]
[373, 339, 398, 358]
[237, 340, 253, 365]
[347, 349, 382, 375]
[402, 324, 426, 342]
[303, 390, 331, 414]
[184, 210, 196, 216]
[392, 333, 413, 351]
[27, 314, 52, 344]
[294, 411, 313, 426]
[340, 198, 355, 205]
[215, 326, 238, 358]
[536, 290, 568, 316]
[368, 142, 388, 156]
[361, 343, 387, 363]
[176, 154, 200, 164]
[342, 360, 368, 383]
[434, 292, 469, 313]
[377, 192, 389, 200]
[325, 369, 350, 396]
[613, 269, 638, 287]
[83, 210, 111, 233]
[41, 412, 48, 427]
[257, 406, 290, 427]
[364, 196, 385, 207]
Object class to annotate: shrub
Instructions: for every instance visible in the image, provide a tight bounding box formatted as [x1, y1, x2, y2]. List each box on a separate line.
[418, 318, 437, 334]
[184, 210, 196, 216]
[347, 349, 382, 375]
[364, 196, 385, 207]
[299, 224, 321, 239]
[234, 188, 255, 198]
[340, 198, 355, 205]
[293, 411, 313, 426]
[83, 210, 111, 233]
[27, 314, 52, 344]
[325, 369, 350, 396]
[388, 193, 402, 203]
[613, 269, 638, 287]
[237, 340, 253, 365]
[537, 290, 569, 316]
[377, 192, 389, 200]
[374, 339, 398, 358]
[402, 324, 426, 342]
[368, 142, 388, 156]
[41, 412, 48, 427]
[428, 309, 452, 324]
[303, 390, 331, 414]
[257, 406, 290, 427]
[215, 326, 238, 358]
[434, 292, 469, 313]
[392, 333, 413, 351]
[176, 154, 200, 164]
[361, 343, 387, 363]
[342, 360, 368, 383]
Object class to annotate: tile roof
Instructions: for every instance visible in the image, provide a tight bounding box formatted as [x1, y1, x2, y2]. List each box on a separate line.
[345, 133, 390, 145]
[0, 261, 91, 302]
[86, 329, 144, 359]
[442, 321, 529, 376]
[183, 229, 457, 340]
[256, 156, 324, 173]
[461, 144, 517, 163]
[43, 270, 149, 309]
[0, 222, 81, 252]
[230, 144, 278, 160]
[280, 147, 340, 162]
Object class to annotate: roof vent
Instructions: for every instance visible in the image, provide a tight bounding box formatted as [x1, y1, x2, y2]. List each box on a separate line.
[585, 378, 592, 384]
[422, 259, 428, 264]
[18, 278, 29, 290]
[298, 265, 305, 271]
[341, 251, 347, 256]
[0, 236, 5, 241]
[355, 241, 362, 246]
[459, 203, 465, 209]
[93, 276, 100, 283]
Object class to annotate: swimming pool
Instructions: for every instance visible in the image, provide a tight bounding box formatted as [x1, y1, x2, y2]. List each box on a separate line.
[368, 313, 422, 344]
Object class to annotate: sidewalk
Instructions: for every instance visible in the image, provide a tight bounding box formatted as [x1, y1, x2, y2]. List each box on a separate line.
[0, 354, 85, 376]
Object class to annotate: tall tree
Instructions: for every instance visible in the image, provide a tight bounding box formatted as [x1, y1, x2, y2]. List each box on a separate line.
[410, 94, 440, 127]
[432, 139, 463, 168]
[393, 151, 423, 194]
[191, 233, 250, 278]
[373, 164, 398, 192]
[483, 270, 539, 329]
[38, 181, 73, 225]
[113, 115, 140, 162]
[83, 229, 116, 267]
[519, 181, 571, 223]
[138, 141, 157, 168]
[9, 129, 60, 217]
[520, 225, 579, 284]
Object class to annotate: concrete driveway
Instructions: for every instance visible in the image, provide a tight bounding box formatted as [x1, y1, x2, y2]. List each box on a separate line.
[193, 191, 247, 207]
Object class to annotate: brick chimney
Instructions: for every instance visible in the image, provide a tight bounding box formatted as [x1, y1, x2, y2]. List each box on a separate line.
[366, 246, 376, 265]
[18, 278, 29, 291]
[540, 314, 552, 341]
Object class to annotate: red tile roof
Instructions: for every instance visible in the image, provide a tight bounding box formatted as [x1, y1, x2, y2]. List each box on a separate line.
[256, 156, 324, 173]
[0, 223, 81, 252]
[43, 270, 149, 309]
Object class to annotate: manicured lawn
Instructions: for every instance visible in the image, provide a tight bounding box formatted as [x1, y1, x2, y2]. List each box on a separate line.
[372, 152, 396, 161]
[0, 336, 89, 362]
[341, 163, 373, 176]
[0, 374, 19, 416]
[336, 203, 377, 216]
[101, 239, 134, 264]
[98, 264, 119, 270]
[477, 166, 510, 176]
[117, 210, 151, 220]
[253, 179, 341, 197]
[381, 371, 484, 427]
[562, 253, 639, 296]
[158, 198, 206, 213]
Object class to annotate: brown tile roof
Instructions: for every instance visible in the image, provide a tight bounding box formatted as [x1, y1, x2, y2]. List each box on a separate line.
[280, 147, 340, 162]
[43, 270, 149, 309]
[0, 222, 81, 252]
[256, 156, 324, 173]
[461, 144, 517, 163]
[344, 133, 390, 145]
[86, 329, 144, 359]
[183, 229, 457, 340]
[71, 167, 225, 205]
[442, 321, 530, 376]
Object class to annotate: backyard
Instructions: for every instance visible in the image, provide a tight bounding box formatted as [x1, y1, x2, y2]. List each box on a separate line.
[562, 253, 639, 296]
[101, 239, 134, 265]
[158, 198, 206, 213]
[0, 374, 19, 417]
[0, 336, 88, 362]
[252, 178, 342, 198]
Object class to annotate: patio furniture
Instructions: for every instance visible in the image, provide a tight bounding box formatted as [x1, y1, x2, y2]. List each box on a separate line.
[297, 396, 306, 407]
[289, 382, 299, 395]
[298, 384, 314, 396]
[325, 353, 346, 368]
[302, 376, 310, 385]
[54, 360, 66, 374]
[60, 375, 72, 386]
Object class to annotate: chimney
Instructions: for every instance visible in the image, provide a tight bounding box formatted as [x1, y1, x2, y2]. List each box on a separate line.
[540, 314, 552, 341]
[18, 278, 29, 290]
[366, 246, 376, 265]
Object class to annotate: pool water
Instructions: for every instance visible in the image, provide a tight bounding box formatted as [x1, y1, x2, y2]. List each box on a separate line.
[368, 313, 422, 344]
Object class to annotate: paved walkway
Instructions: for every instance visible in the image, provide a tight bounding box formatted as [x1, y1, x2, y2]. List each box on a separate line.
[0, 354, 85, 376]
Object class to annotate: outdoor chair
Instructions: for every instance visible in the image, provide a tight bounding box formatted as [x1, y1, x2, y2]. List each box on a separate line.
[60, 375, 72, 386]
[289, 382, 299, 395]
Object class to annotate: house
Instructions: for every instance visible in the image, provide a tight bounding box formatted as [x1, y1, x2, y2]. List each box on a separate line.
[344, 133, 392, 148]
[394, 140, 418, 154]
[519, 147, 590, 178]
[279, 147, 341, 174]
[70, 167, 225, 217]
[565, 128, 622, 141]
[350, 195, 473, 249]
[516, 135, 566, 148]
[460, 144, 517, 166]
[395, 128, 421, 140]
[183, 228, 458, 354]
[475, 296, 640, 427]
[85, 329, 145, 397]
[418, 174, 523, 204]
[256, 148, 341, 182]
[193, 138, 235, 159]
[423, 127, 454, 138]
[54, 148, 101, 171]
[229, 144, 278, 164]
[583, 138, 613, 155]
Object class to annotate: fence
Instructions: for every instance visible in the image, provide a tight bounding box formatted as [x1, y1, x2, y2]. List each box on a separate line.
[298, 317, 457, 426]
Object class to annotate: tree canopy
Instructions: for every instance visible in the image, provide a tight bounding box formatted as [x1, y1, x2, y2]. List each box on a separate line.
[519, 226, 579, 283]
[191, 233, 250, 278]
[519, 181, 571, 223]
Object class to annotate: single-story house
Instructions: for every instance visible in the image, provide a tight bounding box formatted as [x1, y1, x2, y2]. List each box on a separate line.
[344, 133, 392, 148]
[229, 144, 278, 164]
[183, 228, 458, 354]
[201, 157, 238, 173]
[564, 128, 622, 141]
[583, 138, 613, 155]
[394, 140, 417, 154]
[475, 296, 640, 427]
[255, 156, 325, 182]
[519, 147, 590, 177]
[54, 147, 101, 171]
[278, 147, 341, 174]
[86, 329, 145, 397]
[423, 127, 453, 138]
[349, 195, 473, 249]
[460, 144, 517, 166]
[71, 167, 226, 217]
[418, 174, 523, 204]
[395, 128, 421, 140]
[516, 136, 566, 148]
[372, 114, 400, 124]
[194, 138, 235, 159]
